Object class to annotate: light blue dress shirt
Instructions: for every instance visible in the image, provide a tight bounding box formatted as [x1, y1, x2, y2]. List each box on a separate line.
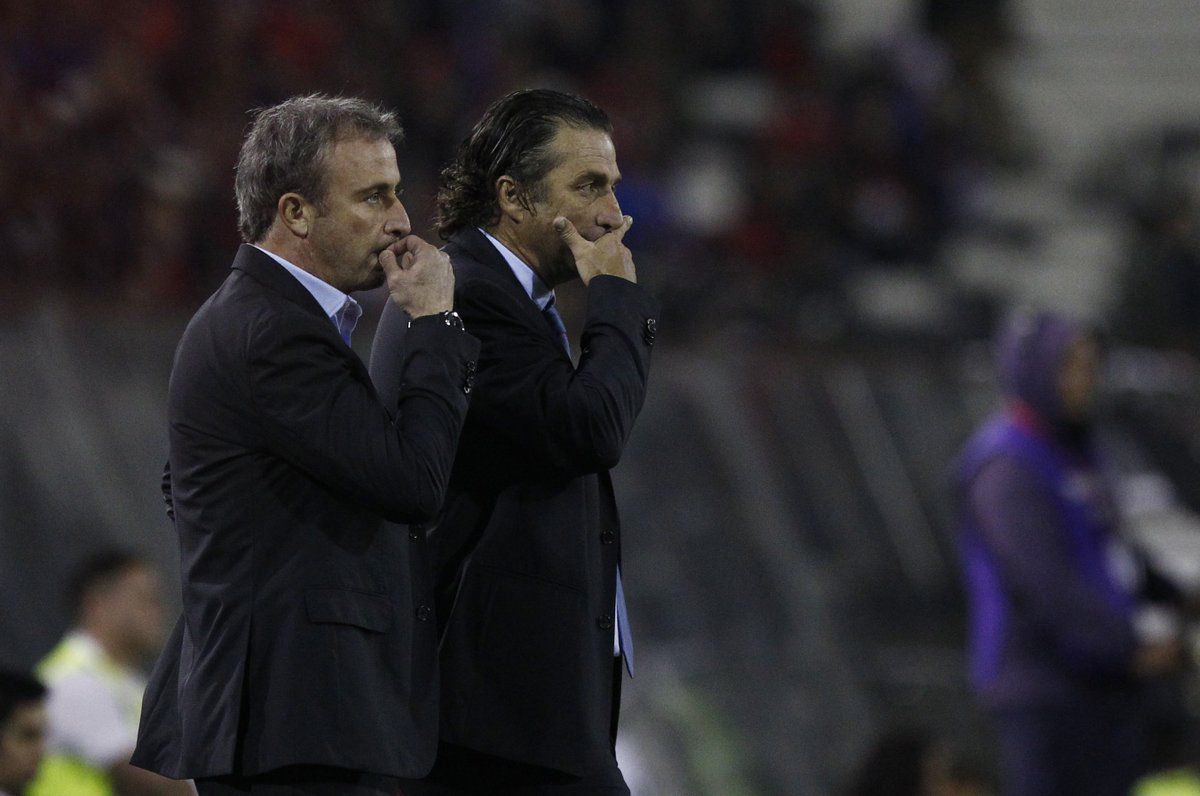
[253, 245, 363, 346]
[479, 229, 556, 312]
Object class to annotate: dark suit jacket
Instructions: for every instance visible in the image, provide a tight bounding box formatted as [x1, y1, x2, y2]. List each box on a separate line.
[131, 245, 479, 780]
[369, 228, 658, 776]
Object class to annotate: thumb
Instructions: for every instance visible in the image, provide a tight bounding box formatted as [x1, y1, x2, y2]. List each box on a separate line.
[554, 216, 588, 255]
[613, 214, 633, 243]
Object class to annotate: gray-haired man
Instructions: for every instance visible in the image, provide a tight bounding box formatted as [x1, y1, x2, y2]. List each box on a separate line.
[131, 94, 479, 795]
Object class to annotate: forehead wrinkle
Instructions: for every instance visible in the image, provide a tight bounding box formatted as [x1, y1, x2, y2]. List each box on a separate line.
[330, 148, 399, 195]
[548, 127, 616, 172]
[331, 137, 398, 167]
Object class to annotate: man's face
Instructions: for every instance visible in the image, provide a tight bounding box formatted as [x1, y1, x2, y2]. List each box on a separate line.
[103, 564, 167, 661]
[307, 135, 410, 293]
[522, 125, 624, 285]
[0, 702, 46, 793]
[1058, 336, 1101, 422]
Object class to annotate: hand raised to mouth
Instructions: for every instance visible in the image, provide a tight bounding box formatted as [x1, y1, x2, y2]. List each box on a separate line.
[554, 215, 637, 285]
[380, 235, 455, 318]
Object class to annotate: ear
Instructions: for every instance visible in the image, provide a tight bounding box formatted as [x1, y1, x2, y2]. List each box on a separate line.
[495, 176, 527, 222]
[278, 193, 312, 238]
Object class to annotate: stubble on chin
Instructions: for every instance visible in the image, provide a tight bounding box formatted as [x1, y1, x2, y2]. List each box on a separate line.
[354, 262, 386, 293]
[365, 270, 386, 291]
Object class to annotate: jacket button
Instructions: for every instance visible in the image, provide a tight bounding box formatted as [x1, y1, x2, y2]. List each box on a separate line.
[598, 614, 613, 630]
[600, 530, 616, 545]
[409, 529, 421, 541]
[416, 605, 432, 622]
[643, 318, 657, 346]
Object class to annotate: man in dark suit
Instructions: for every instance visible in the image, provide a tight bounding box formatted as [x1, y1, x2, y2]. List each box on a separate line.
[370, 89, 658, 794]
[131, 95, 480, 795]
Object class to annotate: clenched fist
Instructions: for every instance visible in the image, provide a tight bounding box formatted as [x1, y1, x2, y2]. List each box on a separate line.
[555, 215, 637, 285]
[380, 235, 455, 318]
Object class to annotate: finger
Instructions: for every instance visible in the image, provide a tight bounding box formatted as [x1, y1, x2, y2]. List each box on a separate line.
[390, 235, 423, 257]
[554, 216, 588, 256]
[379, 248, 400, 275]
[613, 214, 634, 243]
[400, 251, 415, 270]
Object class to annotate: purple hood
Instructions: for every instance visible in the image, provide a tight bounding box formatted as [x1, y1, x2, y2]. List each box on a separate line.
[996, 311, 1088, 426]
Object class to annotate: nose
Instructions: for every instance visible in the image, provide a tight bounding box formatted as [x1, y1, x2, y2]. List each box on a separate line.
[596, 189, 623, 232]
[385, 197, 411, 238]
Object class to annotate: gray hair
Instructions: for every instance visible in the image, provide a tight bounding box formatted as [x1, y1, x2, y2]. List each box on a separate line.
[235, 94, 404, 243]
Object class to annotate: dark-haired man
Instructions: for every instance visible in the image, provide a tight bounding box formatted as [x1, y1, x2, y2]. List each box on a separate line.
[27, 550, 186, 796]
[371, 88, 658, 794]
[0, 670, 47, 796]
[131, 94, 479, 795]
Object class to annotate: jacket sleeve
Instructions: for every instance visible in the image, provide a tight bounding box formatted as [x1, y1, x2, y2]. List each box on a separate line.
[247, 310, 479, 523]
[969, 454, 1138, 676]
[456, 274, 658, 476]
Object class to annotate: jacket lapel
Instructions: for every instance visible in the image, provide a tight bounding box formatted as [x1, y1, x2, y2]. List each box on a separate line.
[232, 244, 331, 321]
[446, 229, 563, 349]
[232, 244, 372, 381]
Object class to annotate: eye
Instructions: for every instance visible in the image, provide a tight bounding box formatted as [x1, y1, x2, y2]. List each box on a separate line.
[366, 192, 381, 204]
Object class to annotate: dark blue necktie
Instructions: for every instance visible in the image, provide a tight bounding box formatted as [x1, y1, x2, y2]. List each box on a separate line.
[543, 297, 634, 675]
[542, 299, 571, 357]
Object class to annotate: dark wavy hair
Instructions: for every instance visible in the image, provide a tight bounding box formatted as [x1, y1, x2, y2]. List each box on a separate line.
[436, 89, 611, 239]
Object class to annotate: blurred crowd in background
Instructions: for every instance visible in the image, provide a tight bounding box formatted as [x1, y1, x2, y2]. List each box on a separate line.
[0, 0, 1037, 341]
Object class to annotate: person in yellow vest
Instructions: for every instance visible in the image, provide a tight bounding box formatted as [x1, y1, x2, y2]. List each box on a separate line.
[0, 670, 47, 796]
[27, 549, 190, 796]
[1136, 768, 1200, 796]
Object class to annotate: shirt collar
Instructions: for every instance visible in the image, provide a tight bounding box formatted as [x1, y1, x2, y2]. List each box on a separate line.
[479, 229, 555, 311]
[253, 245, 362, 342]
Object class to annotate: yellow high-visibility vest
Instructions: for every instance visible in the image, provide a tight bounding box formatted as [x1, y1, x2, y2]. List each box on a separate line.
[27, 633, 144, 796]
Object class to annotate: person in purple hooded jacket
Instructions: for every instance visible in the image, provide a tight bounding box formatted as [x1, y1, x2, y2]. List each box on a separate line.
[955, 311, 1187, 796]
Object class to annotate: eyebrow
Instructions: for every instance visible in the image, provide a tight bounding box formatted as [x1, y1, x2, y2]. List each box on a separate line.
[357, 181, 402, 196]
[576, 170, 621, 186]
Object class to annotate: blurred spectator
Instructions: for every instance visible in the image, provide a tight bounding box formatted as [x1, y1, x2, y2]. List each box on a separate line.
[0, 0, 1016, 344]
[0, 670, 47, 796]
[27, 549, 188, 796]
[1114, 189, 1200, 356]
[954, 312, 1190, 796]
[843, 726, 994, 796]
[1137, 767, 1200, 796]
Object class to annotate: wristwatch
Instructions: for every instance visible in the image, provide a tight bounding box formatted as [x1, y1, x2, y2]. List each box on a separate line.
[410, 310, 465, 331]
[437, 310, 465, 332]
